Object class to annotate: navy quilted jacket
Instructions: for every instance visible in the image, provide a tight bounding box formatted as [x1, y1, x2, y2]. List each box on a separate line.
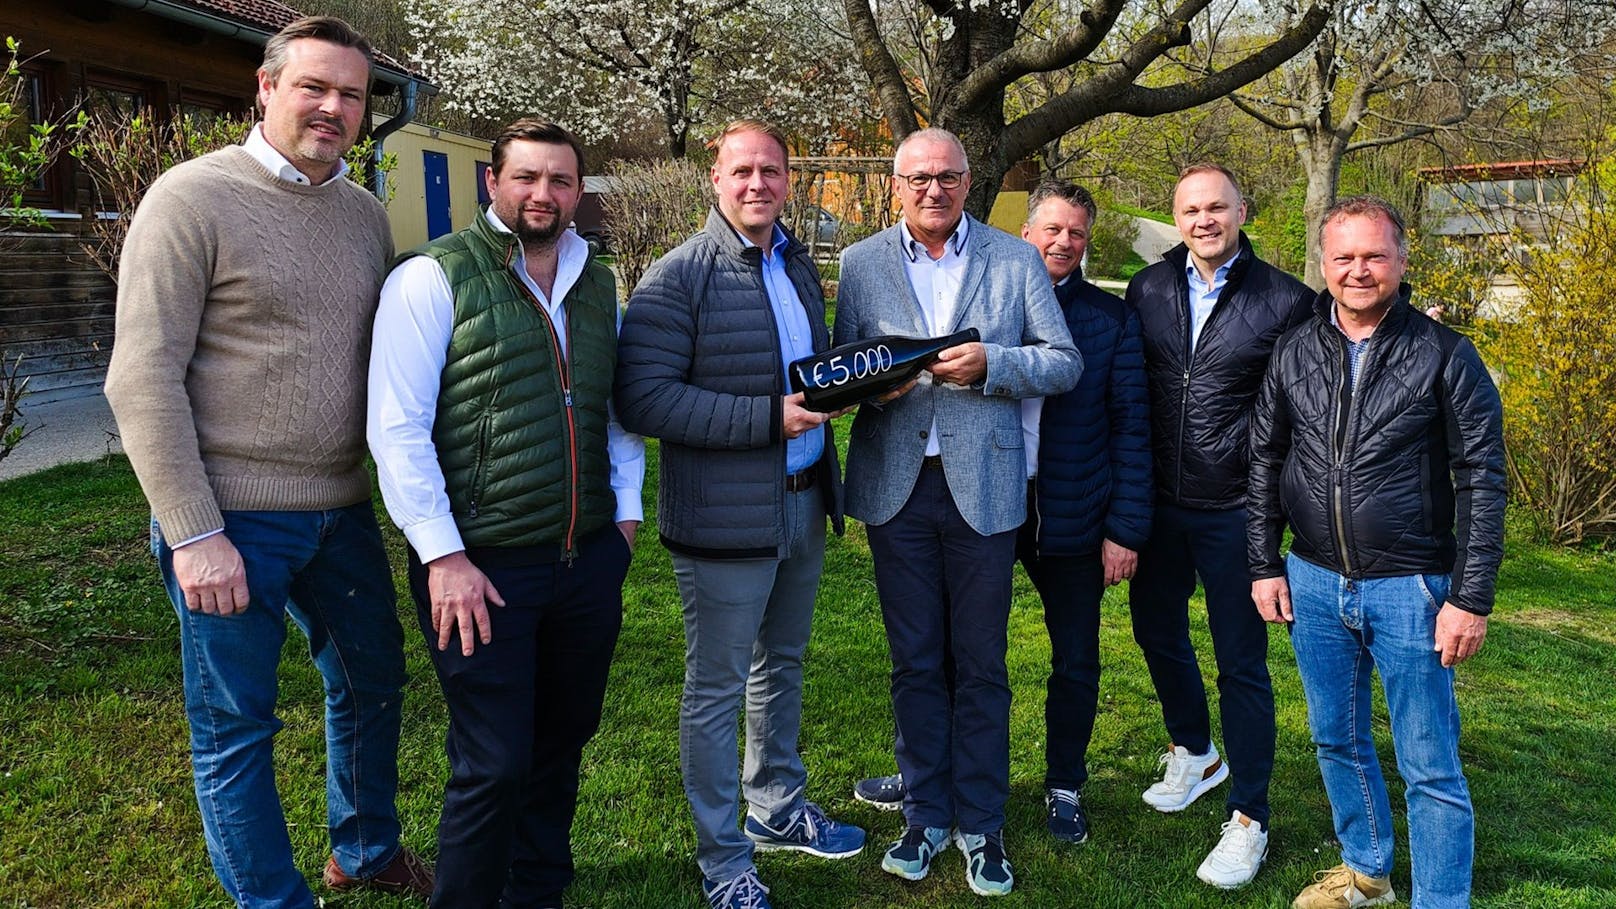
[1127, 234, 1313, 509]
[1030, 277, 1153, 556]
[1247, 287, 1506, 615]
[615, 209, 844, 558]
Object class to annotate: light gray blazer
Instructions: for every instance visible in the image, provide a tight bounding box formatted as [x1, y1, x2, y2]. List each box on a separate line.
[834, 216, 1083, 535]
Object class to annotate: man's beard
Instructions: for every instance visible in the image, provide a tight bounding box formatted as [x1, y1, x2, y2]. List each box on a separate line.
[509, 206, 565, 247]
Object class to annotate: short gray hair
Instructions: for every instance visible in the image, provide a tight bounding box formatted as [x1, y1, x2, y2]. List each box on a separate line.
[893, 128, 970, 174]
[1322, 195, 1408, 256]
[1026, 180, 1097, 225]
[261, 16, 373, 84]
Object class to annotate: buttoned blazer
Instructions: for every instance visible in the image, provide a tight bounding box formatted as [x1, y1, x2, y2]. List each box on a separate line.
[834, 216, 1083, 535]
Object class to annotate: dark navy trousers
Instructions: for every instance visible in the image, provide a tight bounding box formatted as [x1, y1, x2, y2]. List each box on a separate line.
[1127, 504, 1274, 827]
[409, 524, 631, 909]
[1017, 520, 1105, 792]
[867, 466, 1018, 835]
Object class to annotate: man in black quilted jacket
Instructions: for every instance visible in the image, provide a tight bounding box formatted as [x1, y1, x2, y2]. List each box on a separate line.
[1248, 196, 1504, 909]
[1124, 163, 1312, 889]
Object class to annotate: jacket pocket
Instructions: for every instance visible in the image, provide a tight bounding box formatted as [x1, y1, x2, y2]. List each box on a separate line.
[992, 428, 1023, 450]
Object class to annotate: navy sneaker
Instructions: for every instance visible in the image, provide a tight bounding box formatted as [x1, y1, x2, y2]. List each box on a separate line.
[1045, 787, 1090, 844]
[880, 825, 952, 880]
[953, 830, 1014, 896]
[852, 773, 906, 811]
[702, 868, 772, 909]
[744, 801, 866, 859]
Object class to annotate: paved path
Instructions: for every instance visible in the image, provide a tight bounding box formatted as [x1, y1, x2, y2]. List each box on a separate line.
[0, 391, 124, 481]
[1132, 216, 1179, 264]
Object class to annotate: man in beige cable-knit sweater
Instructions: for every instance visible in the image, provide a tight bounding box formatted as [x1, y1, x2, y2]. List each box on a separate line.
[104, 17, 429, 909]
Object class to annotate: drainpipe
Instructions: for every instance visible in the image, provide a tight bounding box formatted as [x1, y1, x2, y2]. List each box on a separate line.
[369, 81, 419, 201]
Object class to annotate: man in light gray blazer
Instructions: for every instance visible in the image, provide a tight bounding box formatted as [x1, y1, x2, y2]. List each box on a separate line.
[834, 128, 1082, 897]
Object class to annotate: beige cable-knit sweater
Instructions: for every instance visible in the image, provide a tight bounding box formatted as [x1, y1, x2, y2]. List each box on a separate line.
[105, 146, 393, 543]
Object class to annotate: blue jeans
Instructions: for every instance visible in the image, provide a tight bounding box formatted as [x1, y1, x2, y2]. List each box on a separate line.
[673, 487, 825, 883]
[1286, 554, 1473, 909]
[154, 504, 407, 909]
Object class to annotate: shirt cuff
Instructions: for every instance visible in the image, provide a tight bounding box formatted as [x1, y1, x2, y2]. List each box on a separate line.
[614, 487, 645, 524]
[171, 527, 225, 549]
[402, 514, 466, 564]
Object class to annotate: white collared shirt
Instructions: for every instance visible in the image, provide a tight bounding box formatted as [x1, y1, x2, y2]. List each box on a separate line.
[367, 211, 646, 563]
[899, 217, 970, 458]
[1020, 273, 1068, 478]
[241, 124, 350, 186]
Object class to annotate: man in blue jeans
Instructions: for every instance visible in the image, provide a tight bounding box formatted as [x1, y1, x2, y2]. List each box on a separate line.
[105, 17, 428, 908]
[1248, 196, 1505, 909]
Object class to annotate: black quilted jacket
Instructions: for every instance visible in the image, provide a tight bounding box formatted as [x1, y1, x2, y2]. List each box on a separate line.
[1247, 287, 1506, 615]
[1126, 235, 1313, 508]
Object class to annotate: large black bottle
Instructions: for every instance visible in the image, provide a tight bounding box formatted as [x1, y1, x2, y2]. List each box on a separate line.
[788, 327, 981, 413]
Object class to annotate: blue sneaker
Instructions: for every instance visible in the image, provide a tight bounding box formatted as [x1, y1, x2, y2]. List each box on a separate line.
[744, 801, 866, 859]
[852, 773, 906, 811]
[953, 830, 1014, 896]
[880, 825, 952, 881]
[702, 868, 772, 909]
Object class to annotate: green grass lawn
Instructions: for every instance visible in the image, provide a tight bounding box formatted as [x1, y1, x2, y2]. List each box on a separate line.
[2, 452, 1613, 908]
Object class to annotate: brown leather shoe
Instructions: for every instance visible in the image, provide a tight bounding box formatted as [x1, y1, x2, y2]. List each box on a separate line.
[323, 846, 434, 900]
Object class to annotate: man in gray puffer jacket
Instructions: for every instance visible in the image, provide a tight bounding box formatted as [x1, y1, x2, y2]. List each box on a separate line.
[615, 119, 863, 909]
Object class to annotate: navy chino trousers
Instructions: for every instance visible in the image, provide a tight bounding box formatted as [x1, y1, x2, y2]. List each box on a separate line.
[408, 523, 631, 909]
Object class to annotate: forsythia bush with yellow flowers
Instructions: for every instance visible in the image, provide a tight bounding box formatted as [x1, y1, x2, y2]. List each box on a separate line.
[1480, 160, 1616, 544]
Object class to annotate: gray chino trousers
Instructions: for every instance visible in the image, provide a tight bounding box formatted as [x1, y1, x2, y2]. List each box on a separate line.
[672, 487, 826, 883]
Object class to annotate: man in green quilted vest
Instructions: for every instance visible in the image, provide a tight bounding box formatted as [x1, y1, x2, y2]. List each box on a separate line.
[368, 119, 645, 909]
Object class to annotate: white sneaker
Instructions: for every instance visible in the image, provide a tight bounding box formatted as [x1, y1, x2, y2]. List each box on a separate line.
[1196, 810, 1268, 889]
[1142, 742, 1229, 812]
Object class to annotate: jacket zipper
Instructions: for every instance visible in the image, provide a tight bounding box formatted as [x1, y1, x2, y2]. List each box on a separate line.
[509, 244, 580, 564]
[1175, 261, 1242, 500]
[1329, 325, 1354, 575]
[468, 411, 492, 519]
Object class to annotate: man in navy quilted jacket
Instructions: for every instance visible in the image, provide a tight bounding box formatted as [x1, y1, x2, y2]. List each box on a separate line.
[854, 180, 1153, 849]
[1016, 181, 1153, 844]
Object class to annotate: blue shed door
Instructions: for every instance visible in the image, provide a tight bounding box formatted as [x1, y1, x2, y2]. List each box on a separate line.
[424, 151, 452, 239]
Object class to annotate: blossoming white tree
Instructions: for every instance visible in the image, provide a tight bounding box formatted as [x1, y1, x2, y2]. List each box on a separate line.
[406, 0, 870, 155]
[1227, 0, 1615, 286]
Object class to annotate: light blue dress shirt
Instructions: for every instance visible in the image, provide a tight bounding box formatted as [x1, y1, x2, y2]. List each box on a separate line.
[1185, 256, 1236, 354]
[745, 224, 824, 474]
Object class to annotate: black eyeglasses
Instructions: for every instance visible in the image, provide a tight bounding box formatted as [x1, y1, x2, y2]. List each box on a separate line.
[895, 170, 967, 191]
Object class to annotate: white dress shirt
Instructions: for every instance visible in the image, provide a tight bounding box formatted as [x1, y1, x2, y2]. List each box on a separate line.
[899, 217, 970, 458]
[368, 208, 646, 563]
[242, 124, 350, 186]
[1019, 274, 1067, 479]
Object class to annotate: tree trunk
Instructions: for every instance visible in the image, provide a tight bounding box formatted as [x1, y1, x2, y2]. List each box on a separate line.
[1298, 132, 1343, 289]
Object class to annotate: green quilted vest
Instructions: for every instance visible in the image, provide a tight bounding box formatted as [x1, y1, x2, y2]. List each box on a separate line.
[398, 211, 618, 552]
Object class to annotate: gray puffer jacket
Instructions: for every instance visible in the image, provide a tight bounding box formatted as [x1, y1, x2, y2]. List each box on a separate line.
[615, 209, 844, 558]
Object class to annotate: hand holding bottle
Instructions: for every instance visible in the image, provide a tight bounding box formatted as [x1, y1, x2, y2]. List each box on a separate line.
[926, 341, 986, 385]
[783, 392, 833, 439]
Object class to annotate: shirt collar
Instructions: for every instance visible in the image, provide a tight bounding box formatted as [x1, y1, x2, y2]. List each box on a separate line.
[899, 215, 969, 263]
[1185, 252, 1238, 287]
[243, 124, 349, 186]
[738, 222, 790, 260]
[484, 206, 587, 270]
